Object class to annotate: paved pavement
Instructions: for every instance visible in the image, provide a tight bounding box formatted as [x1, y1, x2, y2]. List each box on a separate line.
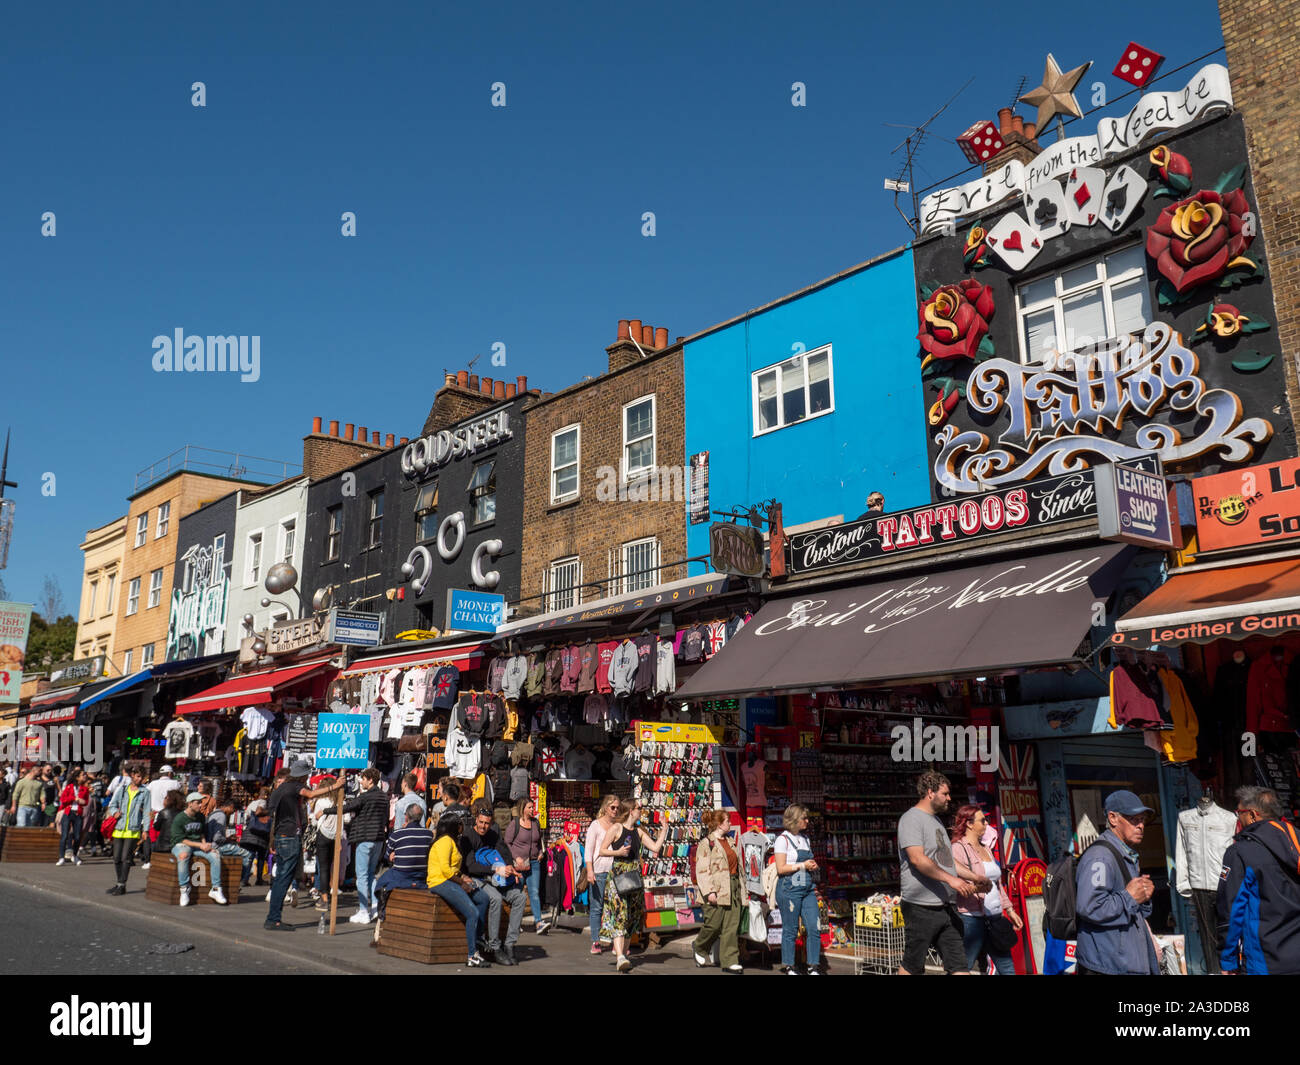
[0, 852, 814, 975]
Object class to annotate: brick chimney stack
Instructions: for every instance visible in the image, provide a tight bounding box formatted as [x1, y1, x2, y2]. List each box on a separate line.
[302, 415, 380, 481]
[607, 317, 671, 373]
[982, 109, 1043, 174]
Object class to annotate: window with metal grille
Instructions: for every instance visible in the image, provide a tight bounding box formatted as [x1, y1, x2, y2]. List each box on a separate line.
[619, 537, 660, 594]
[547, 556, 581, 612]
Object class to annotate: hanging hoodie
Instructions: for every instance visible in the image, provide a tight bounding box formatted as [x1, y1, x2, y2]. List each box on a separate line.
[446, 718, 481, 778]
[509, 766, 531, 801]
[610, 640, 639, 696]
[633, 635, 657, 693]
[577, 642, 598, 693]
[583, 693, 608, 725]
[544, 648, 565, 695]
[561, 644, 581, 693]
[534, 741, 563, 780]
[1247, 653, 1293, 734]
[488, 656, 508, 695]
[502, 705, 520, 742]
[682, 625, 707, 663]
[502, 655, 529, 701]
[381, 668, 402, 706]
[564, 746, 594, 780]
[1156, 668, 1199, 762]
[654, 640, 676, 695]
[525, 657, 546, 699]
[483, 694, 507, 740]
[457, 692, 490, 737]
[705, 620, 728, 658]
[1108, 662, 1165, 729]
[596, 641, 619, 694]
[430, 666, 460, 710]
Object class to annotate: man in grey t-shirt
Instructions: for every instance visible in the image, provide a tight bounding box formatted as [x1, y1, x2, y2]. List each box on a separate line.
[896, 771, 986, 975]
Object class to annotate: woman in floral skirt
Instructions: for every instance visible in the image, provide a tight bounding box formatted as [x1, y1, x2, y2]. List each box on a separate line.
[598, 798, 668, 972]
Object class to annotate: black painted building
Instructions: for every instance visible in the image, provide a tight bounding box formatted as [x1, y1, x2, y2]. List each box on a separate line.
[166, 492, 238, 661]
[301, 381, 535, 638]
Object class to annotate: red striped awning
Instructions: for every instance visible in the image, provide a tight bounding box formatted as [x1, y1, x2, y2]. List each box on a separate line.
[340, 643, 487, 677]
[174, 659, 333, 716]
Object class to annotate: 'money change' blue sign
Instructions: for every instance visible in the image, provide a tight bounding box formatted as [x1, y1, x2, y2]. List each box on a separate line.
[446, 588, 505, 634]
[316, 714, 370, 769]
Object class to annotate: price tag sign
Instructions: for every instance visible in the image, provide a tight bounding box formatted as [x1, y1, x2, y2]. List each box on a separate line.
[799, 731, 817, 749]
[854, 903, 904, 928]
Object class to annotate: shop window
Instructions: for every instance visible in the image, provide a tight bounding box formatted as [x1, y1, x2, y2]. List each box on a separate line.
[547, 556, 581, 612]
[141, 643, 155, 668]
[414, 480, 439, 541]
[147, 568, 163, 609]
[155, 501, 171, 539]
[126, 577, 140, 616]
[551, 424, 580, 504]
[134, 514, 148, 548]
[469, 460, 496, 525]
[368, 490, 385, 548]
[752, 346, 833, 436]
[326, 505, 342, 561]
[620, 537, 660, 594]
[246, 532, 263, 586]
[622, 397, 656, 481]
[1016, 244, 1150, 364]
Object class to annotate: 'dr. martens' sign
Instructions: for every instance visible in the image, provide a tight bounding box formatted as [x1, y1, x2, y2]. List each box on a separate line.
[1193, 457, 1300, 554]
[786, 471, 1098, 576]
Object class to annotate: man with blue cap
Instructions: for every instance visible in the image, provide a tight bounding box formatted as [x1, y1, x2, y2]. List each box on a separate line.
[1074, 790, 1161, 975]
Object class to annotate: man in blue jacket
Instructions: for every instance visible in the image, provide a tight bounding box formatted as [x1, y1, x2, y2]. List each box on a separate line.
[1217, 786, 1300, 975]
[1074, 790, 1160, 975]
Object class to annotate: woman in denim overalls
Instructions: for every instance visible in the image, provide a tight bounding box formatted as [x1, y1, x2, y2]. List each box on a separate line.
[774, 803, 822, 974]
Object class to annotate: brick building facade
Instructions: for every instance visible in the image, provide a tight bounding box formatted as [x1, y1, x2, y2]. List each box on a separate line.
[519, 320, 688, 617]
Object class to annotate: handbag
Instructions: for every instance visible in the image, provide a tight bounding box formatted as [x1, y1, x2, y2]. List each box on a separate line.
[101, 813, 119, 838]
[613, 868, 643, 896]
[986, 912, 1018, 953]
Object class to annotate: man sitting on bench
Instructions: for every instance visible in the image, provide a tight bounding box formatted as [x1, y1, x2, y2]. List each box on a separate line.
[370, 803, 435, 943]
[172, 791, 228, 906]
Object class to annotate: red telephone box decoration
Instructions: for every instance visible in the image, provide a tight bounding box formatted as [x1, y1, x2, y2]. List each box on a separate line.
[1007, 858, 1047, 974]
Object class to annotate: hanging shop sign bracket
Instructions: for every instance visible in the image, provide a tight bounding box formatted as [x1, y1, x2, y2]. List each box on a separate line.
[1094, 455, 1178, 549]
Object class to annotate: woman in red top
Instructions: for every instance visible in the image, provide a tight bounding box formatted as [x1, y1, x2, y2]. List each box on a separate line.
[57, 769, 91, 866]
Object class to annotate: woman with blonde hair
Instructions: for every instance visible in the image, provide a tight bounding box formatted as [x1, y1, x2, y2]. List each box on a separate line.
[584, 794, 620, 954]
[692, 810, 744, 972]
[773, 803, 821, 975]
[599, 798, 668, 972]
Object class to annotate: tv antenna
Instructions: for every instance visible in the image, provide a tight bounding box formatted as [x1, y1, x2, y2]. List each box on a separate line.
[883, 76, 973, 235]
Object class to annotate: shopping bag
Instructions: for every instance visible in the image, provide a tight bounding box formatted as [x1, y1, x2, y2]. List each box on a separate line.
[744, 899, 768, 942]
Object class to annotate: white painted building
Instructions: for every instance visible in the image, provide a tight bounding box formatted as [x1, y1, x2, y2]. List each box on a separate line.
[224, 477, 311, 650]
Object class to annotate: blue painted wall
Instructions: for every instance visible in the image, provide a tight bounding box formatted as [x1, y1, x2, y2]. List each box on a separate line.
[683, 248, 930, 562]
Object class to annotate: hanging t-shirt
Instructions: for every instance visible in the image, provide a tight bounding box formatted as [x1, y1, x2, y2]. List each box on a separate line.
[740, 759, 767, 811]
[739, 831, 770, 897]
[429, 666, 459, 709]
[583, 693, 608, 724]
[564, 747, 595, 780]
[596, 641, 619, 694]
[488, 656, 508, 695]
[241, 706, 274, 740]
[561, 645, 581, 693]
[633, 635, 657, 693]
[577, 642, 599, 693]
[525, 659, 545, 698]
[445, 719, 481, 779]
[705, 621, 728, 657]
[682, 625, 707, 663]
[654, 641, 676, 695]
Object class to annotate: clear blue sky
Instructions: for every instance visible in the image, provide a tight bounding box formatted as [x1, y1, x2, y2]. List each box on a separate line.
[0, 0, 1224, 612]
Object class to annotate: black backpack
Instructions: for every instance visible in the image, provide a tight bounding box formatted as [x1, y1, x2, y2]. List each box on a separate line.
[1042, 838, 1129, 939]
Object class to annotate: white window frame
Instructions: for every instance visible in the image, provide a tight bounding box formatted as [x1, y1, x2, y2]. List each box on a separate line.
[141, 643, 155, 668]
[85, 580, 98, 622]
[550, 424, 581, 504]
[213, 533, 226, 578]
[126, 577, 141, 616]
[751, 344, 835, 437]
[103, 572, 116, 616]
[621, 395, 657, 482]
[147, 568, 163, 609]
[620, 537, 660, 595]
[155, 501, 171, 539]
[326, 506, 342, 562]
[134, 514, 148, 548]
[368, 490, 385, 548]
[122, 648, 133, 674]
[246, 530, 263, 587]
[546, 556, 582, 612]
[279, 517, 296, 563]
[1015, 244, 1151, 364]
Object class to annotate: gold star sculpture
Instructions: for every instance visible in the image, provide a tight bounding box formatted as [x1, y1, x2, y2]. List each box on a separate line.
[1020, 53, 1093, 134]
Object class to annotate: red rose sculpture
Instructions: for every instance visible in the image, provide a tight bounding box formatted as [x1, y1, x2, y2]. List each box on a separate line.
[1146, 188, 1255, 295]
[917, 279, 994, 368]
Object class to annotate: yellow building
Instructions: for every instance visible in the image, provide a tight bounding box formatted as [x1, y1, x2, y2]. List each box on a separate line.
[74, 515, 127, 667]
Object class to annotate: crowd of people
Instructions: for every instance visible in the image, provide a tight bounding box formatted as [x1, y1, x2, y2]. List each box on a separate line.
[6, 757, 1298, 975]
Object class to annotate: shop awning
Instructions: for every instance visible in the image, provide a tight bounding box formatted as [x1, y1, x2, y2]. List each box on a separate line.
[174, 659, 333, 716]
[29, 686, 84, 710]
[1115, 556, 1300, 645]
[341, 641, 486, 677]
[78, 670, 155, 711]
[674, 544, 1132, 700]
[497, 573, 732, 638]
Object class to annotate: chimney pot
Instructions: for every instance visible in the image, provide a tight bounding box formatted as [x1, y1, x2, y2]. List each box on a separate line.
[642, 325, 654, 348]
[517, 375, 527, 394]
[1024, 121, 1037, 141]
[676, 336, 684, 343]
[505, 383, 516, 398]
[494, 380, 506, 399]
[444, 373, 455, 387]
[998, 107, 1013, 135]
[386, 433, 395, 447]
[372, 430, 382, 445]
[469, 373, 479, 391]
[312, 416, 322, 434]
[617, 319, 630, 339]
[329, 419, 339, 437]
[628, 319, 642, 342]
[482, 376, 494, 395]
[1011, 115, 1023, 135]
[457, 370, 470, 388]
[344, 423, 355, 441]
[654, 327, 668, 348]
[399, 437, 409, 445]
[358, 425, 367, 444]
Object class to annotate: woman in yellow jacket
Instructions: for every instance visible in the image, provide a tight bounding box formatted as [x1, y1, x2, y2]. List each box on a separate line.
[692, 810, 745, 972]
[427, 813, 492, 967]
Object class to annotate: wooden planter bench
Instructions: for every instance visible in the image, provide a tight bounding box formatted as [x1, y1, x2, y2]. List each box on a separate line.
[0, 826, 60, 863]
[144, 852, 243, 905]
[377, 889, 518, 965]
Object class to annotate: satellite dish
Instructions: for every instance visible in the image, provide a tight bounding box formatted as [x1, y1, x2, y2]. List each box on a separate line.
[264, 562, 299, 595]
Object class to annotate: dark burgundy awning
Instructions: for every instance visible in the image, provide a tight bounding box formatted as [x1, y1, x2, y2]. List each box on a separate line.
[674, 544, 1132, 699]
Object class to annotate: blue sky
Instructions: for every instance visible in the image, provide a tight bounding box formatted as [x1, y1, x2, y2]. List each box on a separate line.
[0, 0, 1225, 611]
